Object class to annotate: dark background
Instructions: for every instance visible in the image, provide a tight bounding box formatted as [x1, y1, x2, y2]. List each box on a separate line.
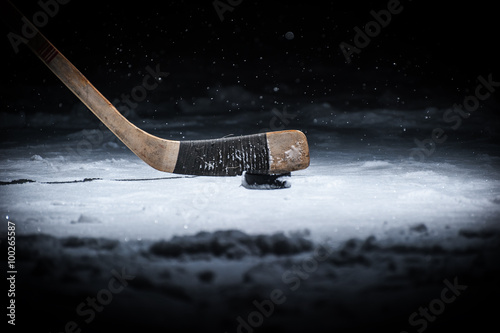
[1, 0, 499, 125]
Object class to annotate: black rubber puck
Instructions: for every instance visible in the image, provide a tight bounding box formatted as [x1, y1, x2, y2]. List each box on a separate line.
[241, 172, 291, 190]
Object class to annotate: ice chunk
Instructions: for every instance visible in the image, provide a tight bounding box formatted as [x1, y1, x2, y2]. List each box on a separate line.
[30, 155, 44, 161]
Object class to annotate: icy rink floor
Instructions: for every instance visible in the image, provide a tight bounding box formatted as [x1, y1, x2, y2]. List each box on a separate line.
[1, 127, 499, 243]
[1, 120, 500, 332]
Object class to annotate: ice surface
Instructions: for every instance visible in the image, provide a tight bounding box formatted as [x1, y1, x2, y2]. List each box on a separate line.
[2, 108, 498, 242]
[1, 97, 500, 332]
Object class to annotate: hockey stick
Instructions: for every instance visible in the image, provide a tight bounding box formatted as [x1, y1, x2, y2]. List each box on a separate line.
[1, 1, 309, 176]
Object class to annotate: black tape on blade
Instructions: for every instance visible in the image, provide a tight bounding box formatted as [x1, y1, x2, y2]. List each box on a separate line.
[173, 133, 270, 176]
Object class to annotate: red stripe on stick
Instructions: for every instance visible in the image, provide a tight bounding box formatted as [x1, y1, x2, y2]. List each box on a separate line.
[44, 48, 58, 63]
[37, 41, 58, 64]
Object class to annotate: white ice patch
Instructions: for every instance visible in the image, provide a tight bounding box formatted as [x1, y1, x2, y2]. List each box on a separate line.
[360, 161, 392, 169]
[71, 214, 102, 224]
[284, 145, 301, 162]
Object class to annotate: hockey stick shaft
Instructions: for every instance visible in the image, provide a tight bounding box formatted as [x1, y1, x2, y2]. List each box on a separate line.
[2, 0, 180, 173]
[2, 1, 310, 176]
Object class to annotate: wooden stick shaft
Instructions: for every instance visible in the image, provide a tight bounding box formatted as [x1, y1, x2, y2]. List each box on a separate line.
[2, 1, 180, 172]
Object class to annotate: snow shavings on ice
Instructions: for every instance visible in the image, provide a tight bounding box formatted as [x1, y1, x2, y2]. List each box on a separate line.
[150, 230, 313, 259]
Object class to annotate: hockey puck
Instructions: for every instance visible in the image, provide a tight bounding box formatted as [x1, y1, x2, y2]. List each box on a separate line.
[241, 172, 291, 190]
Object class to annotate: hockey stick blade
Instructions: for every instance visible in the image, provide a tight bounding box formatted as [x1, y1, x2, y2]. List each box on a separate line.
[1, 1, 310, 176]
